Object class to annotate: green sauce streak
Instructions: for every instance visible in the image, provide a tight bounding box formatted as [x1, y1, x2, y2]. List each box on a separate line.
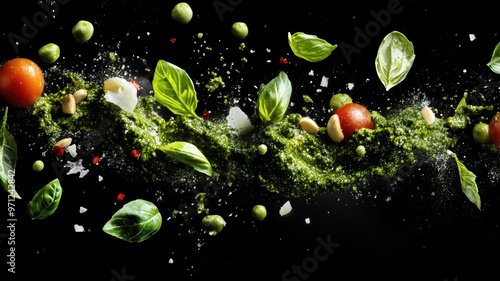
[29, 73, 493, 197]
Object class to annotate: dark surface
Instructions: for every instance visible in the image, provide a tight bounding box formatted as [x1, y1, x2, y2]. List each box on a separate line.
[1, 0, 500, 280]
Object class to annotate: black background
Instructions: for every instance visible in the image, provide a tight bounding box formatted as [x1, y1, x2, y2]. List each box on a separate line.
[1, 0, 500, 280]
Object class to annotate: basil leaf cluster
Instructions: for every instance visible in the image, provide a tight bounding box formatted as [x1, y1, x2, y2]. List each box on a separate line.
[26, 178, 63, 219]
[103, 199, 162, 243]
[153, 60, 200, 119]
[375, 31, 415, 91]
[487, 42, 500, 74]
[258, 71, 292, 124]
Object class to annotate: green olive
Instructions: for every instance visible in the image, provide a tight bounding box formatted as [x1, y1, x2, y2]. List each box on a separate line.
[202, 214, 226, 235]
[472, 122, 490, 144]
[329, 93, 353, 112]
[32, 160, 45, 172]
[72, 20, 94, 43]
[257, 144, 267, 155]
[38, 43, 60, 64]
[171, 2, 193, 24]
[251, 204, 267, 221]
[231, 22, 249, 40]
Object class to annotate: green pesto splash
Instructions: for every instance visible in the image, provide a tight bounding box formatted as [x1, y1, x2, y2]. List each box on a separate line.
[28, 72, 492, 198]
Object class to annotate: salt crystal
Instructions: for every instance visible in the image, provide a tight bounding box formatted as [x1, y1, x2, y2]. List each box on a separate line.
[65, 159, 89, 178]
[320, 76, 329, 87]
[279, 200, 292, 216]
[74, 224, 84, 232]
[305, 218, 310, 224]
[98, 175, 103, 182]
[308, 70, 314, 76]
[79, 206, 87, 214]
[168, 258, 174, 264]
[67, 144, 77, 158]
[469, 34, 476, 41]
[347, 83, 354, 90]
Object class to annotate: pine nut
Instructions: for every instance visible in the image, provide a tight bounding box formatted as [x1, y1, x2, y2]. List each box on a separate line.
[54, 137, 72, 148]
[421, 105, 435, 124]
[62, 94, 76, 115]
[299, 117, 319, 134]
[327, 114, 344, 142]
[73, 89, 88, 104]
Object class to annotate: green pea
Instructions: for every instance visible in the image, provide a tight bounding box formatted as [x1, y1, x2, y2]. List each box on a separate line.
[356, 145, 366, 156]
[251, 204, 267, 221]
[472, 122, 490, 144]
[72, 20, 94, 43]
[329, 93, 353, 112]
[171, 2, 193, 24]
[257, 144, 267, 155]
[231, 22, 249, 40]
[32, 160, 44, 172]
[38, 43, 60, 64]
[202, 214, 226, 235]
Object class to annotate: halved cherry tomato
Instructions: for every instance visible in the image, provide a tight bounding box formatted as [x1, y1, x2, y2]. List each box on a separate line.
[0, 58, 45, 108]
[489, 112, 500, 149]
[334, 102, 373, 140]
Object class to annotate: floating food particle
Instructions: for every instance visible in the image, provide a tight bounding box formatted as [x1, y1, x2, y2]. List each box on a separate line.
[116, 193, 125, 203]
[203, 108, 210, 120]
[280, 56, 288, 65]
[170, 37, 177, 44]
[53, 145, 65, 156]
[130, 149, 141, 160]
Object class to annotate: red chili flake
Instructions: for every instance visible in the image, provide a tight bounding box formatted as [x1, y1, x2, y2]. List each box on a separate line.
[116, 193, 125, 203]
[170, 37, 177, 44]
[203, 108, 210, 121]
[92, 156, 100, 165]
[280, 56, 288, 65]
[130, 79, 140, 91]
[53, 145, 65, 156]
[130, 149, 141, 160]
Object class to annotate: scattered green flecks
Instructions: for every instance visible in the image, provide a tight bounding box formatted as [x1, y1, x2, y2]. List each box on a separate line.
[205, 73, 225, 92]
[197, 33, 203, 39]
[303, 95, 313, 103]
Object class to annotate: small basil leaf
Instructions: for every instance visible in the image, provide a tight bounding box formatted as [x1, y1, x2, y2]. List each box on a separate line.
[375, 31, 415, 91]
[487, 42, 500, 74]
[152, 59, 200, 119]
[258, 71, 292, 124]
[451, 151, 481, 210]
[288, 32, 337, 62]
[0, 107, 20, 199]
[26, 178, 62, 219]
[103, 199, 162, 243]
[158, 141, 213, 177]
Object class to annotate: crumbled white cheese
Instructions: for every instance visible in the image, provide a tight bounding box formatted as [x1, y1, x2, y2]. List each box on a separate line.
[279, 200, 292, 216]
[305, 218, 311, 224]
[320, 76, 329, 87]
[226, 106, 253, 135]
[79, 206, 87, 214]
[469, 34, 476, 41]
[67, 144, 77, 158]
[65, 159, 89, 178]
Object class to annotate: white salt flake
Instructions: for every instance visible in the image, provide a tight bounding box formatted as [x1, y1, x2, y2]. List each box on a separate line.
[320, 76, 329, 87]
[279, 200, 292, 216]
[308, 70, 314, 76]
[67, 144, 77, 158]
[469, 34, 476, 41]
[64, 159, 89, 178]
[305, 218, 311, 224]
[347, 83, 354, 90]
[226, 106, 253, 135]
[79, 206, 87, 214]
[168, 258, 174, 264]
[74, 224, 85, 232]
[98, 175, 103, 182]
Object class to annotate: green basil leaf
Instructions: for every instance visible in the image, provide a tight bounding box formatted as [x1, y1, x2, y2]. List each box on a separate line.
[288, 32, 337, 62]
[26, 178, 62, 219]
[0, 107, 20, 199]
[375, 31, 416, 91]
[152, 59, 200, 119]
[451, 151, 481, 210]
[258, 71, 292, 124]
[487, 42, 500, 74]
[103, 199, 162, 243]
[158, 141, 213, 177]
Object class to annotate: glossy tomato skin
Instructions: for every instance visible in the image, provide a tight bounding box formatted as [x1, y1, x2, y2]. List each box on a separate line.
[489, 112, 500, 149]
[334, 103, 373, 140]
[0, 58, 45, 108]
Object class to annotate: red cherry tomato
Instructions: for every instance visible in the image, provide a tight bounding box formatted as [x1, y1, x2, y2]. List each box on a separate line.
[334, 103, 373, 140]
[0, 58, 45, 108]
[489, 112, 500, 149]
